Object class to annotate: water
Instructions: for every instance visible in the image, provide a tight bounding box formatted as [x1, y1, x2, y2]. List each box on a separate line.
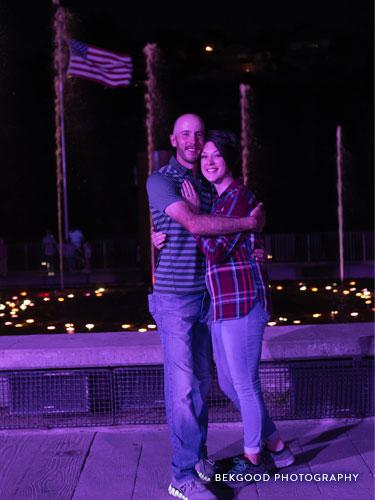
[0, 280, 372, 335]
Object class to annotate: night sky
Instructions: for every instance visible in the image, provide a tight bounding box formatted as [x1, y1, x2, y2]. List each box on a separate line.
[0, 1, 373, 242]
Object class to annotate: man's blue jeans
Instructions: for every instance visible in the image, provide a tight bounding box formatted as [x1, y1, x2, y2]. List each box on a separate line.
[211, 301, 279, 454]
[148, 291, 211, 483]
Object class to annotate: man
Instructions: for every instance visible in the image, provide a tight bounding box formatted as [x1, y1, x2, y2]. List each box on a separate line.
[146, 114, 265, 500]
[68, 226, 85, 270]
[68, 226, 85, 250]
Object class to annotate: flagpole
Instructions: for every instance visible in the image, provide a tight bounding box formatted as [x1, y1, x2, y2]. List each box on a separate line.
[53, 0, 68, 289]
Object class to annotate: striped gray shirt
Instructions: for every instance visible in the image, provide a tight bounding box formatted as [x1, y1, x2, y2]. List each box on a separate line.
[146, 157, 212, 294]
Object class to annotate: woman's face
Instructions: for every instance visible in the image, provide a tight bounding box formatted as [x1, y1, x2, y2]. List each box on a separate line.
[201, 141, 231, 185]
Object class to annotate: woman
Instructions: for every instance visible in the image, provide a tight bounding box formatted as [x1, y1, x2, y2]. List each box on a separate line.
[181, 130, 295, 487]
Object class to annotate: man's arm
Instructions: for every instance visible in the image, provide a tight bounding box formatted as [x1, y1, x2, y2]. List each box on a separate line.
[165, 200, 265, 235]
[146, 171, 265, 236]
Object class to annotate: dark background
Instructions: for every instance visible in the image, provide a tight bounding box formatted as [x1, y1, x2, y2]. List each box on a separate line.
[0, 0, 373, 241]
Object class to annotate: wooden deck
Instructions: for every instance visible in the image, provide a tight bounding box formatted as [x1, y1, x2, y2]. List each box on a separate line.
[0, 418, 373, 500]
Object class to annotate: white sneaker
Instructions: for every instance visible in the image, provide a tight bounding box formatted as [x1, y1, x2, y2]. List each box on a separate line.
[168, 479, 216, 499]
[195, 458, 216, 482]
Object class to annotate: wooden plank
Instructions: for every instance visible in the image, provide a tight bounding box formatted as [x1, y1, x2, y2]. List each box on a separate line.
[298, 420, 367, 448]
[207, 424, 258, 499]
[345, 438, 374, 475]
[0, 420, 372, 500]
[254, 441, 323, 500]
[299, 424, 373, 500]
[132, 429, 172, 500]
[9, 432, 94, 500]
[207, 424, 244, 458]
[0, 434, 47, 500]
[343, 418, 374, 442]
[206, 421, 373, 500]
[132, 427, 233, 500]
[271, 420, 323, 442]
[72, 431, 142, 500]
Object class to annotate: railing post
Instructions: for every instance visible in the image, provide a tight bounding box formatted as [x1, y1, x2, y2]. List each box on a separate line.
[362, 231, 367, 262]
[103, 240, 107, 269]
[24, 243, 29, 270]
[306, 233, 311, 262]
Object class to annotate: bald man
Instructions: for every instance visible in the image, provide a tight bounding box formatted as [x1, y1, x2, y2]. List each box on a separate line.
[146, 114, 264, 500]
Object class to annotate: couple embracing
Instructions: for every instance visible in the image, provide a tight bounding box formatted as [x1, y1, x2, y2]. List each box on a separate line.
[146, 113, 294, 500]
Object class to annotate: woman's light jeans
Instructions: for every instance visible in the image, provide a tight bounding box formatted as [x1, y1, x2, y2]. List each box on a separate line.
[211, 301, 279, 454]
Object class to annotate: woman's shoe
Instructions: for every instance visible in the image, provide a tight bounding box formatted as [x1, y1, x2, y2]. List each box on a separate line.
[264, 444, 295, 468]
[224, 456, 267, 488]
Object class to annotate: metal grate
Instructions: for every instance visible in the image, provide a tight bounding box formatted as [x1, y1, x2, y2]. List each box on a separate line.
[113, 358, 374, 425]
[114, 366, 165, 424]
[0, 358, 373, 429]
[0, 369, 113, 429]
[291, 358, 374, 418]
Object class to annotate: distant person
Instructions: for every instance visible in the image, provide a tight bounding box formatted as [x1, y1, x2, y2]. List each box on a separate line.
[63, 238, 76, 273]
[68, 226, 85, 250]
[82, 241, 92, 273]
[42, 230, 57, 276]
[68, 226, 85, 269]
[0, 238, 7, 277]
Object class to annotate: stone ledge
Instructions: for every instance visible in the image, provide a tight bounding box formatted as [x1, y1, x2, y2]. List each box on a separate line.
[0, 322, 373, 370]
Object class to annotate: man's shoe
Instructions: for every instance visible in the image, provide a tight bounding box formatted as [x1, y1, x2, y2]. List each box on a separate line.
[224, 457, 267, 489]
[195, 458, 215, 482]
[168, 479, 216, 499]
[264, 444, 295, 468]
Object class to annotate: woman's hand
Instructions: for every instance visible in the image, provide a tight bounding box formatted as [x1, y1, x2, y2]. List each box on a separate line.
[151, 229, 166, 250]
[253, 248, 267, 265]
[181, 180, 200, 213]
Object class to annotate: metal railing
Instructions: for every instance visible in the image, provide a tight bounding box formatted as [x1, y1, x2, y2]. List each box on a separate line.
[0, 358, 373, 429]
[264, 231, 374, 263]
[5, 238, 138, 273]
[4, 231, 374, 272]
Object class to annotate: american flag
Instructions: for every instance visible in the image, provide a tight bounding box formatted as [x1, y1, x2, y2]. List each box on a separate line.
[67, 39, 133, 88]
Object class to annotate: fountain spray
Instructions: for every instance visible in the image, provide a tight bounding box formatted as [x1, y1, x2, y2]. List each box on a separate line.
[336, 125, 344, 284]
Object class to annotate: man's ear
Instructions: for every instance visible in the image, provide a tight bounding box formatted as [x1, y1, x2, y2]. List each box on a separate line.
[170, 134, 176, 148]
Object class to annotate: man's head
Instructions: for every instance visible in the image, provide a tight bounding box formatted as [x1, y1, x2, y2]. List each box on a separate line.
[170, 114, 205, 169]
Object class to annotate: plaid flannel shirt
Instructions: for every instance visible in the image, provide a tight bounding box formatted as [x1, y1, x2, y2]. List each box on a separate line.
[195, 178, 271, 321]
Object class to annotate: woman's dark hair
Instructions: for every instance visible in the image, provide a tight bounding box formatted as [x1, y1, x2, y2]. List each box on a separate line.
[205, 130, 241, 176]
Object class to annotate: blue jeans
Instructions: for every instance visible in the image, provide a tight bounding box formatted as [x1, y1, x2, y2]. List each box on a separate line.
[211, 301, 279, 454]
[148, 291, 211, 483]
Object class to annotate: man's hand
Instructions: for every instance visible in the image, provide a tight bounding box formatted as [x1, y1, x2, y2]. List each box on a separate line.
[151, 229, 167, 250]
[247, 202, 265, 232]
[181, 180, 200, 213]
